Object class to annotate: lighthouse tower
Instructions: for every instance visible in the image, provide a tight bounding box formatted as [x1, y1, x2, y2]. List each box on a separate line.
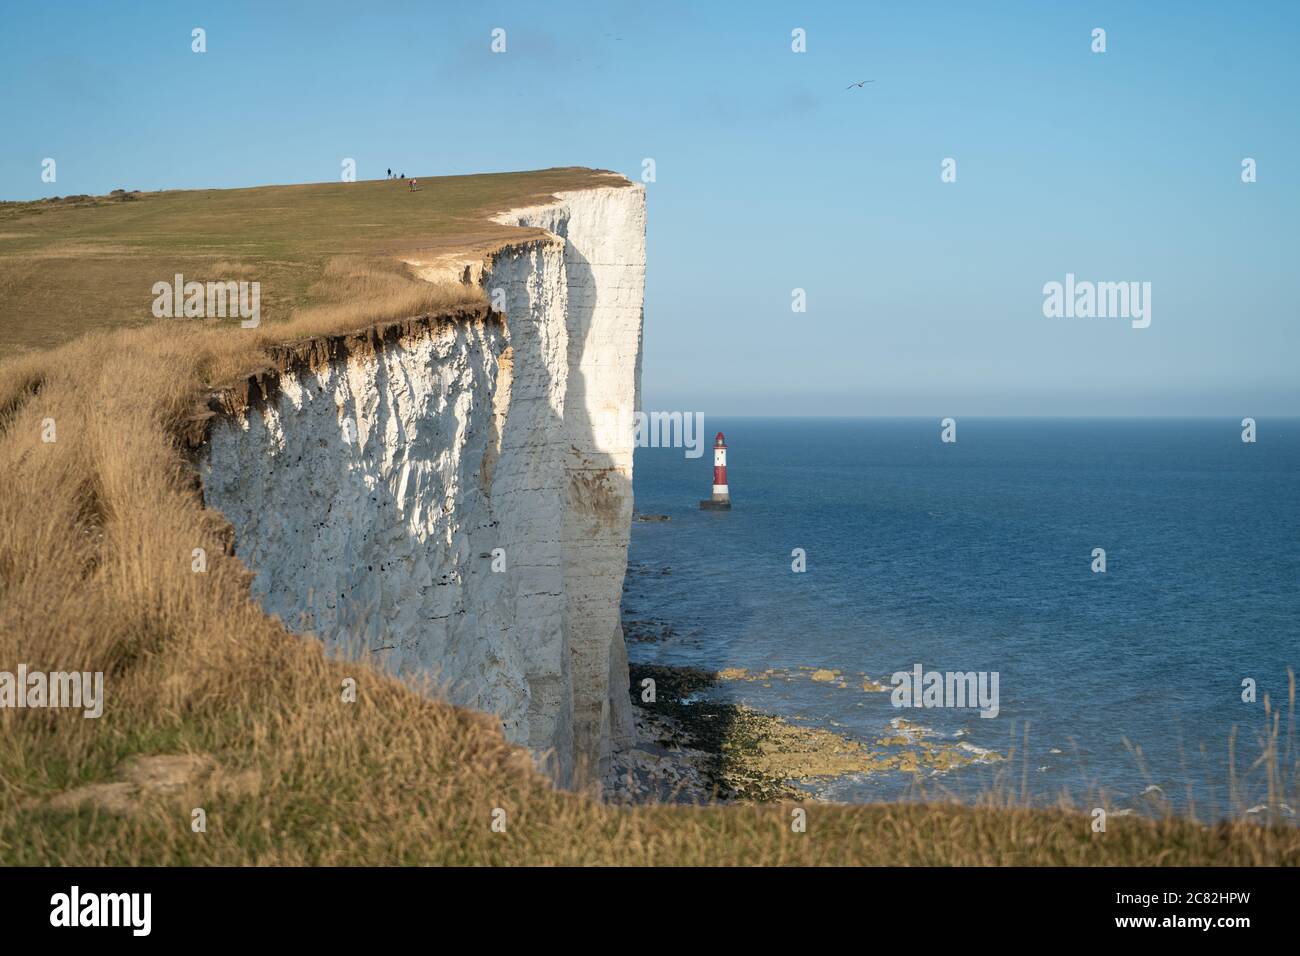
[699, 431, 731, 510]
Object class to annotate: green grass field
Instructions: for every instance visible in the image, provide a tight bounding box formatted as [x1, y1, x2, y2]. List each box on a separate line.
[0, 168, 619, 354]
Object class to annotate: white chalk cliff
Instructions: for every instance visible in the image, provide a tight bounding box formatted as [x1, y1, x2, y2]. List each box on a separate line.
[199, 180, 646, 784]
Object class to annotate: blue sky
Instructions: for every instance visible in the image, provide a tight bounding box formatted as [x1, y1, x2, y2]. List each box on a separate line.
[3, 1, 1297, 415]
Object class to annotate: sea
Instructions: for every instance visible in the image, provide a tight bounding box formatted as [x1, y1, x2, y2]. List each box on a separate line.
[623, 418, 1299, 817]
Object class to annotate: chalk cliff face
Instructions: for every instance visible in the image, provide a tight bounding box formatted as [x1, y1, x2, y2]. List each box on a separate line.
[199, 181, 646, 784]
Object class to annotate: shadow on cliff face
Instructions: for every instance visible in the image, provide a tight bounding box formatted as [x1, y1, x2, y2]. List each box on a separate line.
[556, 235, 637, 787]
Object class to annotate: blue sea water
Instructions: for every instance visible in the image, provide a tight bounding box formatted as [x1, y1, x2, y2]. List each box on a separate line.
[624, 418, 1300, 815]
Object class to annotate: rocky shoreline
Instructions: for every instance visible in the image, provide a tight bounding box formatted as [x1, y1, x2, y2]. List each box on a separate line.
[604, 663, 1002, 805]
[610, 559, 1003, 804]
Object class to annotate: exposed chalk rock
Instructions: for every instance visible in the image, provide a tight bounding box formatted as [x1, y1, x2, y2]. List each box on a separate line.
[200, 180, 646, 785]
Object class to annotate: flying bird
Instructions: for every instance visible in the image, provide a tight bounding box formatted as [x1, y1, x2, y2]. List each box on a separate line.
[846, 80, 875, 89]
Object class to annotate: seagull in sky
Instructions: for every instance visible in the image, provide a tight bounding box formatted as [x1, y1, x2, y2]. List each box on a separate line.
[846, 80, 875, 89]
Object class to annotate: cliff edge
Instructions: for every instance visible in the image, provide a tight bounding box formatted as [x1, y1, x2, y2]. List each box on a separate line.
[198, 180, 646, 785]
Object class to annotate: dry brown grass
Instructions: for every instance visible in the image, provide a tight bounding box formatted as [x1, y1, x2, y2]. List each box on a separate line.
[286, 255, 484, 338]
[1, 300, 1298, 866]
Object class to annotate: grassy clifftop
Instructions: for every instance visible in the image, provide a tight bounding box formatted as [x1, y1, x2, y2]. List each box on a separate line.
[0, 167, 623, 354]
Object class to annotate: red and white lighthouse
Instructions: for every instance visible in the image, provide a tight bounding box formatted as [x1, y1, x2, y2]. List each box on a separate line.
[700, 431, 732, 510]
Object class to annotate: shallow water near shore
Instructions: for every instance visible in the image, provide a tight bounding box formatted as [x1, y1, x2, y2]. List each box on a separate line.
[624, 417, 1300, 816]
